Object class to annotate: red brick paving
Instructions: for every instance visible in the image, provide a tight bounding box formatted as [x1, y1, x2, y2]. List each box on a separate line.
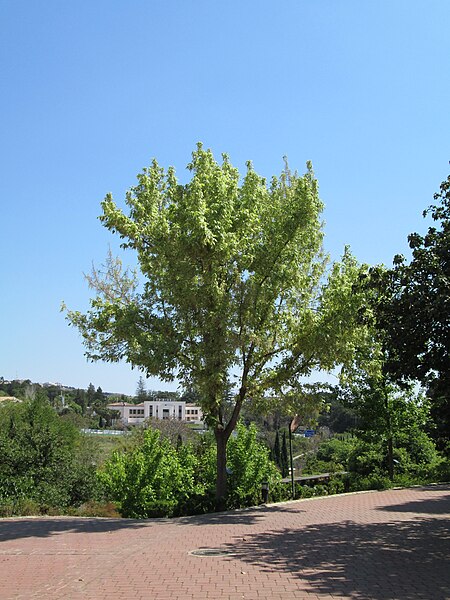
[0, 485, 449, 599]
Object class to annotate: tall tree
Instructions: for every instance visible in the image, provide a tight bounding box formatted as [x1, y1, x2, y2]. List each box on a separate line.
[94, 386, 105, 406]
[73, 389, 87, 414]
[281, 430, 289, 478]
[272, 430, 281, 467]
[135, 376, 147, 402]
[64, 145, 362, 505]
[367, 174, 450, 450]
[86, 383, 96, 407]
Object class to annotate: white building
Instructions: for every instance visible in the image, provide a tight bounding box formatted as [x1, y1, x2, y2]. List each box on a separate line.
[107, 400, 203, 426]
[184, 404, 203, 423]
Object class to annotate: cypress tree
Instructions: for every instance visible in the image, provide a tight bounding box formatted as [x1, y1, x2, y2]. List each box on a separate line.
[273, 429, 281, 468]
[281, 430, 289, 477]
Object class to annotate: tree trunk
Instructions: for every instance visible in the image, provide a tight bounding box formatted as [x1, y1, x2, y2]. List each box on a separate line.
[213, 366, 248, 510]
[387, 435, 394, 481]
[383, 384, 394, 481]
[215, 427, 228, 510]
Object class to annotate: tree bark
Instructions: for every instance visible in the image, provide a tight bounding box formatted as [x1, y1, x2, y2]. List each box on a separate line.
[214, 427, 228, 510]
[387, 435, 394, 481]
[213, 375, 247, 510]
[383, 384, 394, 481]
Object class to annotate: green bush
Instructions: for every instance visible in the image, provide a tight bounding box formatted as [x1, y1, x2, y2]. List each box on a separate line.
[430, 457, 450, 482]
[316, 436, 356, 466]
[348, 472, 391, 491]
[226, 422, 281, 508]
[327, 475, 347, 495]
[98, 422, 282, 517]
[0, 397, 98, 512]
[0, 497, 42, 517]
[347, 439, 386, 476]
[347, 431, 442, 484]
[98, 428, 203, 518]
[67, 501, 121, 518]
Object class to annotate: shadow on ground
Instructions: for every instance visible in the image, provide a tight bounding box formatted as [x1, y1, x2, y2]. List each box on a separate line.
[222, 516, 450, 600]
[0, 503, 305, 542]
[0, 517, 149, 543]
[175, 503, 306, 527]
[375, 486, 450, 515]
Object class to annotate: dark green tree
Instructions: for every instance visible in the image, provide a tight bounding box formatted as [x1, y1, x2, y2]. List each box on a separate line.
[180, 385, 201, 404]
[94, 386, 105, 406]
[73, 388, 87, 414]
[318, 394, 359, 433]
[0, 395, 98, 507]
[147, 390, 180, 401]
[281, 430, 289, 478]
[86, 383, 96, 407]
[135, 376, 147, 402]
[272, 429, 281, 467]
[367, 174, 450, 450]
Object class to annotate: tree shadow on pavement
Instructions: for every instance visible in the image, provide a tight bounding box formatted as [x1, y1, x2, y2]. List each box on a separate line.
[222, 517, 450, 600]
[375, 486, 450, 515]
[0, 517, 150, 543]
[175, 503, 306, 527]
[0, 503, 306, 541]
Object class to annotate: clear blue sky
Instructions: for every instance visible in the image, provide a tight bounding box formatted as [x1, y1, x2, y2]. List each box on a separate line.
[1, 0, 449, 395]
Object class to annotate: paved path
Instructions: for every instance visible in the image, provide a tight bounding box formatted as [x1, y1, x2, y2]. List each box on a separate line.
[0, 485, 449, 600]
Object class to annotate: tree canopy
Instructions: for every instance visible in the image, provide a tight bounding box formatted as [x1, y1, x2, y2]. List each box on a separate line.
[366, 174, 450, 449]
[64, 144, 363, 502]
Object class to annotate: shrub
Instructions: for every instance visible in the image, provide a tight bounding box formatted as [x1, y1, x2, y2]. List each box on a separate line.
[316, 436, 356, 468]
[98, 428, 202, 518]
[0, 397, 98, 511]
[0, 497, 42, 517]
[348, 472, 391, 491]
[226, 422, 282, 508]
[430, 457, 450, 482]
[68, 501, 121, 518]
[98, 422, 282, 516]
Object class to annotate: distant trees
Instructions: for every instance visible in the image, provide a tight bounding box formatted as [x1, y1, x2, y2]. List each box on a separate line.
[0, 379, 32, 399]
[318, 394, 359, 434]
[73, 388, 87, 413]
[146, 390, 180, 402]
[94, 386, 105, 404]
[271, 429, 289, 478]
[134, 377, 185, 404]
[86, 383, 96, 407]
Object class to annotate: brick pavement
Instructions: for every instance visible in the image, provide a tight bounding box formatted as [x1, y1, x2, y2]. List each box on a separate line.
[0, 484, 449, 600]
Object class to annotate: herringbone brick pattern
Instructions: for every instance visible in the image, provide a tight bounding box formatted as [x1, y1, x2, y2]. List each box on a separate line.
[1, 485, 449, 599]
